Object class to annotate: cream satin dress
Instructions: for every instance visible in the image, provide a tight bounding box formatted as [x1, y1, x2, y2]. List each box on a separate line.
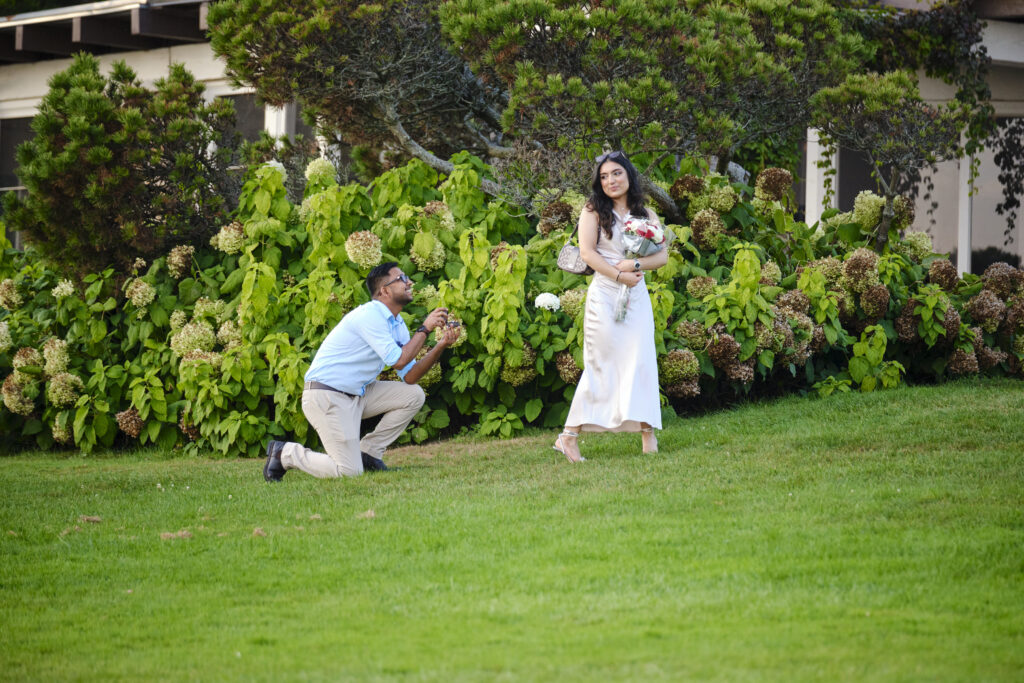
[565, 209, 662, 432]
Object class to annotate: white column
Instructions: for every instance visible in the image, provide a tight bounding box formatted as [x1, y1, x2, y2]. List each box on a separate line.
[804, 128, 836, 227]
[956, 156, 973, 275]
[264, 103, 297, 141]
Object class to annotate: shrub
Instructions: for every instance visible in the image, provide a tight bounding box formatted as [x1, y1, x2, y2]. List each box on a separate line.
[2, 54, 242, 275]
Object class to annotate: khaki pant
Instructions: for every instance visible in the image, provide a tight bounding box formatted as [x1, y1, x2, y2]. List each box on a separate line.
[280, 381, 425, 478]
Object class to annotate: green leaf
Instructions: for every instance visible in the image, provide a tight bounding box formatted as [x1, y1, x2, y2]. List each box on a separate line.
[428, 410, 450, 429]
[524, 398, 543, 422]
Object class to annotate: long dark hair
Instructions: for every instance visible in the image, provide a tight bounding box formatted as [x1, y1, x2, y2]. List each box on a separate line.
[586, 151, 649, 239]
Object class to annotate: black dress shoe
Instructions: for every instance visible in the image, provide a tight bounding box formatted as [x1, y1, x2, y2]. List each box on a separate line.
[361, 451, 390, 472]
[264, 440, 286, 482]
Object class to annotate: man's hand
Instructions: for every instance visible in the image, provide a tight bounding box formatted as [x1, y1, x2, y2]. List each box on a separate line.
[423, 307, 449, 331]
[436, 324, 460, 348]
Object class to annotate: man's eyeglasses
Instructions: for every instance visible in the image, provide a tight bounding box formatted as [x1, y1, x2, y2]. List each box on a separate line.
[381, 273, 411, 289]
[596, 150, 624, 164]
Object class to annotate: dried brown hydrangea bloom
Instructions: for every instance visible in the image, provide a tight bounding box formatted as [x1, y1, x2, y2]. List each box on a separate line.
[965, 289, 1006, 334]
[776, 289, 810, 315]
[976, 344, 1008, 370]
[808, 257, 844, 287]
[179, 411, 200, 442]
[788, 343, 812, 367]
[939, 306, 961, 344]
[686, 276, 716, 299]
[928, 259, 959, 291]
[725, 357, 756, 383]
[116, 408, 144, 438]
[760, 261, 782, 286]
[811, 326, 827, 353]
[981, 262, 1023, 300]
[708, 332, 740, 369]
[1004, 296, 1024, 333]
[860, 284, 891, 320]
[490, 241, 513, 270]
[690, 209, 725, 251]
[422, 200, 449, 217]
[675, 320, 708, 350]
[500, 342, 538, 387]
[947, 348, 979, 375]
[841, 248, 881, 293]
[754, 168, 792, 202]
[665, 379, 701, 398]
[2, 374, 35, 416]
[659, 349, 700, 385]
[559, 288, 587, 319]
[833, 288, 856, 324]
[895, 299, 921, 343]
[670, 174, 705, 201]
[893, 195, 916, 230]
[537, 200, 574, 236]
[787, 311, 814, 340]
[555, 351, 582, 384]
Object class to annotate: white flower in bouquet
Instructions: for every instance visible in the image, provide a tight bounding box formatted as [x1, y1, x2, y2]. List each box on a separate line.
[534, 292, 561, 312]
[615, 214, 668, 322]
[51, 279, 75, 299]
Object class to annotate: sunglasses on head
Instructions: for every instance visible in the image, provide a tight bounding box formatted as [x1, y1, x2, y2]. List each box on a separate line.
[596, 150, 625, 164]
[381, 273, 411, 288]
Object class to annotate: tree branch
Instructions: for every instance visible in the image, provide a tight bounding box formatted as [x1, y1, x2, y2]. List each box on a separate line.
[381, 103, 502, 196]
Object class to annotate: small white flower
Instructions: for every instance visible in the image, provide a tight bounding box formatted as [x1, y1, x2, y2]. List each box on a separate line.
[534, 292, 561, 311]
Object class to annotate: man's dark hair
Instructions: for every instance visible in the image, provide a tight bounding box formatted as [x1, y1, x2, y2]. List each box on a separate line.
[367, 261, 400, 296]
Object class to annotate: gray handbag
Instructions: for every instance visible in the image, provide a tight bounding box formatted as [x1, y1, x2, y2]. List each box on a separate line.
[556, 224, 595, 275]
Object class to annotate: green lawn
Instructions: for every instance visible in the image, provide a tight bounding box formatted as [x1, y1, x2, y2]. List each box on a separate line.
[1, 378, 1022, 681]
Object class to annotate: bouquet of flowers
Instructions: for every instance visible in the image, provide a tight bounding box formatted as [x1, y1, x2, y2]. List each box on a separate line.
[615, 215, 667, 322]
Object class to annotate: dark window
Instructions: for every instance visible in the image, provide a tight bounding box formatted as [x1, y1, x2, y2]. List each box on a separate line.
[1, 118, 33, 250]
[1, 117, 33, 190]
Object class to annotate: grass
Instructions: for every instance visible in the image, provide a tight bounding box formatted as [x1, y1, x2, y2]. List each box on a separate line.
[1, 378, 1022, 681]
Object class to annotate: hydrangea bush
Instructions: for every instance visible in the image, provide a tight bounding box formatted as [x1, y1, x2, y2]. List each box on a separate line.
[1, 154, 1021, 456]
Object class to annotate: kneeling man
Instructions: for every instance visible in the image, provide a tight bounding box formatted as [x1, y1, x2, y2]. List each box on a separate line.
[263, 262, 458, 481]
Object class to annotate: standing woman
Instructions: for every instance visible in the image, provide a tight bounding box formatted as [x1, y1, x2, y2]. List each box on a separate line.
[554, 151, 667, 463]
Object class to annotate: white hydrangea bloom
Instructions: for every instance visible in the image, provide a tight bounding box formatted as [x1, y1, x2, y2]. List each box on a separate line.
[304, 158, 336, 185]
[51, 279, 75, 299]
[264, 160, 287, 182]
[534, 292, 561, 311]
[0, 321, 11, 353]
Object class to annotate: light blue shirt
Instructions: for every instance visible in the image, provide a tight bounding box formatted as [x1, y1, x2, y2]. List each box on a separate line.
[305, 300, 415, 395]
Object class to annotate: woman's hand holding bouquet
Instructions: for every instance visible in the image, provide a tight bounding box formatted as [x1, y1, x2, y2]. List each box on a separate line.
[614, 215, 667, 322]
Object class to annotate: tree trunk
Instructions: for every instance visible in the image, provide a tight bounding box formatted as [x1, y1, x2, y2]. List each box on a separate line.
[642, 177, 682, 224]
[875, 196, 895, 254]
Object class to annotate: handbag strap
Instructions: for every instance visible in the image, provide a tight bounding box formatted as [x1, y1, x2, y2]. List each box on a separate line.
[566, 217, 599, 245]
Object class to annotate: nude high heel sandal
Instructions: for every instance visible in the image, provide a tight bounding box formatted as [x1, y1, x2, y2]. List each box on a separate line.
[553, 430, 586, 463]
